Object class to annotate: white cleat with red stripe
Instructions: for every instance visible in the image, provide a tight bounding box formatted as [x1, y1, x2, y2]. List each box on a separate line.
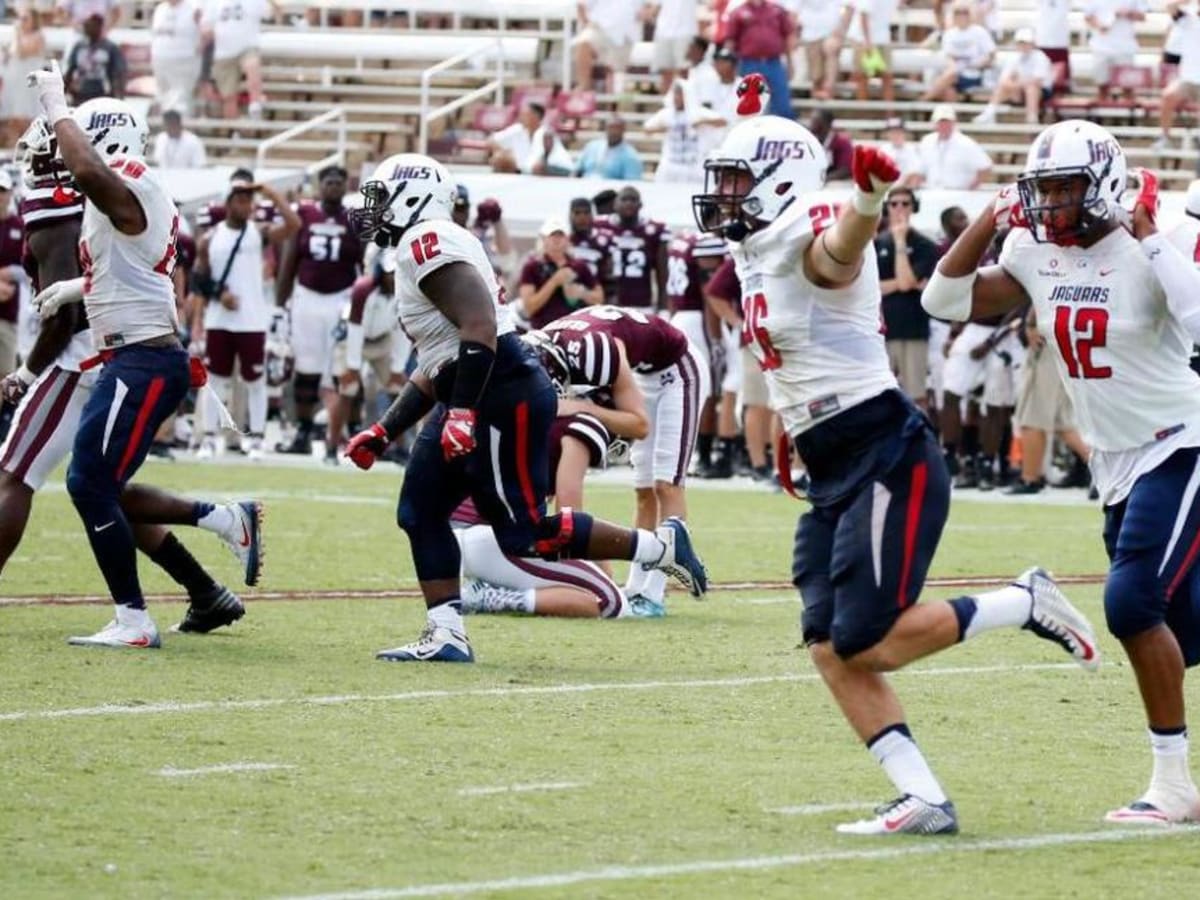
[1016, 567, 1101, 671]
[1105, 788, 1200, 825]
[68, 608, 161, 649]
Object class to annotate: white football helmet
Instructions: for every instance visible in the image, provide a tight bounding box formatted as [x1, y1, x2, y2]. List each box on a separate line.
[1017, 119, 1127, 245]
[693, 115, 826, 241]
[351, 152, 455, 247]
[15, 116, 70, 190]
[73, 97, 149, 162]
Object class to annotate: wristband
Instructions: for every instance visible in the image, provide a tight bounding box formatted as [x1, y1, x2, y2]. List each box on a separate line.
[852, 188, 886, 217]
[15, 364, 36, 386]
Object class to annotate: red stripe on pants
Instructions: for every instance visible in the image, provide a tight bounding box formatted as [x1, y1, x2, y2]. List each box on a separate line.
[896, 461, 928, 608]
[115, 376, 165, 482]
[513, 401, 540, 524]
[1167, 527, 1200, 599]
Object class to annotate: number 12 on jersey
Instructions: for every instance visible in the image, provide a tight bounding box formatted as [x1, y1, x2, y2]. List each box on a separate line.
[1053, 306, 1111, 379]
[742, 292, 782, 371]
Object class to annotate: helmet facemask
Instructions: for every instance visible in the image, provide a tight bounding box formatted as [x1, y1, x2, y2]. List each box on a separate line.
[351, 179, 436, 248]
[693, 158, 779, 241]
[1018, 162, 1118, 247]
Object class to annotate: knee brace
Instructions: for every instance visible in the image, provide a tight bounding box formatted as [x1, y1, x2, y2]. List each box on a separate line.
[529, 508, 594, 561]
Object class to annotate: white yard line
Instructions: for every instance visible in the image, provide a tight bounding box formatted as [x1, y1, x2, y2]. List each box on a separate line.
[457, 781, 587, 797]
[766, 802, 875, 816]
[158, 762, 296, 778]
[274, 826, 1200, 900]
[0, 662, 1078, 724]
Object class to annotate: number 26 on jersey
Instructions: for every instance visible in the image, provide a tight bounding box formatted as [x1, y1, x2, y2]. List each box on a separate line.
[742, 292, 782, 371]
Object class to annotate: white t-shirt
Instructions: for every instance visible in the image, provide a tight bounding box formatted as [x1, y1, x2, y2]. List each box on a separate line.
[729, 200, 896, 437]
[1003, 48, 1055, 87]
[393, 217, 515, 380]
[1036, 0, 1071, 49]
[204, 220, 268, 332]
[493, 122, 572, 175]
[585, 0, 642, 44]
[81, 159, 180, 350]
[1174, 11, 1200, 85]
[645, 107, 704, 183]
[878, 139, 921, 180]
[847, 0, 900, 46]
[153, 130, 207, 168]
[151, 0, 201, 62]
[940, 24, 996, 78]
[656, 0, 698, 40]
[915, 130, 992, 189]
[202, 0, 269, 61]
[1000, 226, 1200, 505]
[1084, 0, 1146, 57]
[796, 0, 841, 42]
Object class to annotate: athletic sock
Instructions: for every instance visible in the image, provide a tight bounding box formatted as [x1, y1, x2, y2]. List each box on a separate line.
[624, 562, 650, 598]
[115, 604, 151, 629]
[630, 529, 667, 565]
[1148, 726, 1194, 792]
[639, 568, 668, 603]
[147, 532, 218, 597]
[867, 723, 948, 805]
[948, 585, 1032, 641]
[698, 433, 714, 467]
[194, 503, 236, 535]
[428, 598, 465, 633]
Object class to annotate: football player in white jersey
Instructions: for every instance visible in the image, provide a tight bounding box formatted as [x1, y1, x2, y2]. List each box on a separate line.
[0, 116, 255, 636]
[26, 67, 263, 648]
[344, 153, 709, 663]
[694, 116, 1100, 835]
[926, 120, 1200, 825]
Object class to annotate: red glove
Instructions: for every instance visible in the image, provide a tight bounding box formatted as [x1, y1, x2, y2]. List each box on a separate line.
[735, 73, 770, 118]
[347, 422, 388, 470]
[992, 184, 1028, 231]
[850, 145, 900, 215]
[476, 199, 502, 226]
[441, 408, 477, 460]
[1127, 167, 1159, 227]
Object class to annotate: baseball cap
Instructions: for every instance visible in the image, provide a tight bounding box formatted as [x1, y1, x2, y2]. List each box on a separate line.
[884, 116, 905, 131]
[0, 169, 12, 192]
[1014, 27, 1035, 44]
[714, 46, 737, 63]
[539, 217, 567, 237]
[1186, 179, 1200, 217]
[453, 183, 469, 208]
[931, 103, 957, 123]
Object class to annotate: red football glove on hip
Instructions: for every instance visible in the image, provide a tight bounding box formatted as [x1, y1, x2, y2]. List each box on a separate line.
[441, 408, 477, 460]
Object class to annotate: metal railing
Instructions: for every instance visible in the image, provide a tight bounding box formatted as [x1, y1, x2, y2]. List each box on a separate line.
[255, 108, 348, 173]
[418, 39, 506, 157]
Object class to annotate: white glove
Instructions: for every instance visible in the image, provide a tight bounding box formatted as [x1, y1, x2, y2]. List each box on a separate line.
[1, 366, 36, 406]
[27, 59, 70, 126]
[33, 277, 85, 317]
[992, 185, 1028, 231]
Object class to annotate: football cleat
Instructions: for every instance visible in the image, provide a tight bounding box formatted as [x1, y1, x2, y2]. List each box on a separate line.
[460, 578, 530, 614]
[68, 614, 161, 649]
[172, 585, 245, 634]
[1016, 567, 1100, 671]
[1105, 790, 1200, 826]
[216, 500, 264, 587]
[645, 516, 708, 598]
[627, 594, 666, 618]
[835, 794, 959, 836]
[376, 623, 474, 663]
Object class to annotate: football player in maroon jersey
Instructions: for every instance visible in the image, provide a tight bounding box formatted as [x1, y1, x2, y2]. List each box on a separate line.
[567, 197, 611, 283]
[596, 186, 670, 311]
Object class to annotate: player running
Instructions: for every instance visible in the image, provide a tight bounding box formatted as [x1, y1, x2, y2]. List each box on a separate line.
[926, 120, 1200, 825]
[24, 69, 262, 647]
[694, 115, 1099, 835]
[346, 153, 708, 662]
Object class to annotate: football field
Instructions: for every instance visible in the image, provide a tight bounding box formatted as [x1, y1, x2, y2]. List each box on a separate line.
[2, 460, 1197, 899]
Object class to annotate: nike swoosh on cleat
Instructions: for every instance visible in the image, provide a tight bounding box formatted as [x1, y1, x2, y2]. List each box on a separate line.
[124, 636, 151, 647]
[883, 811, 917, 831]
[239, 522, 251, 548]
[1065, 626, 1096, 662]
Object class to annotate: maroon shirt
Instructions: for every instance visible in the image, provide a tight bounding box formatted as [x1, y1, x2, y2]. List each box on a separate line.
[0, 212, 25, 323]
[725, 0, 793, 59]
[196, 199, 278, 229]
[824, 131, 855, 178]
[569, 227, 612, 280]
[294, 201, 362, 294]
[595, 214, 669, 309]
[705, 257, 746, 344]
[665, 232, 727, 313]
[518, 254, 598, 329]
[544, 307, 688, 379]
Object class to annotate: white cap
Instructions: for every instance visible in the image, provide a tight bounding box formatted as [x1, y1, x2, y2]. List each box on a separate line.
[1014, 27, 1035, 44]
[539, 217, 567, 237]
[1187, 179, 1200, 217]
[0, 169, 12, 191]
[931, 103, 957, 123]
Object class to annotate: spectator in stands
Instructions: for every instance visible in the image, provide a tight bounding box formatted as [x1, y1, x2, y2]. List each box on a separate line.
[796, 0, 841, 100]
[56, 0, 119, 28]
[202, 0, 279, 120]
[153, 109, 206, 168]
[644, 79, 725, 183]
[574, 0, 642, 94]
[907, 104, 993, 189]
[151, 0, 203, 117]
[877, 186, 938, 411]
[974, 27, 1054, 124]
[517, 218, 604, 330]
[488, 101, 573, 175]
[1083, 0, 1147, 95]
[845, 0, 899, 103]
[64, 13, 126, 104]
[805, 108, 853, 181]
[1037, 0, 1072, 92]
[694, 45, 740, 155]
[650, 0, 699, 92]
[0, 6, 46, 147]
[724, 0, 796, 119]
[922, 2, 996, 101]
[879, 116, 921, 181]
[1153, 1, 1200, 151]
[574, 116, 645, 180]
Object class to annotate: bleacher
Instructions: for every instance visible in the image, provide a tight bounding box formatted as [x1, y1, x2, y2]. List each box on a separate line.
[3, 0, 1194, 196]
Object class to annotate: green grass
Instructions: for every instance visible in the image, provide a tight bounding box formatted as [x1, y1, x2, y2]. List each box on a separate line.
[1, 463, 1196, 899]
